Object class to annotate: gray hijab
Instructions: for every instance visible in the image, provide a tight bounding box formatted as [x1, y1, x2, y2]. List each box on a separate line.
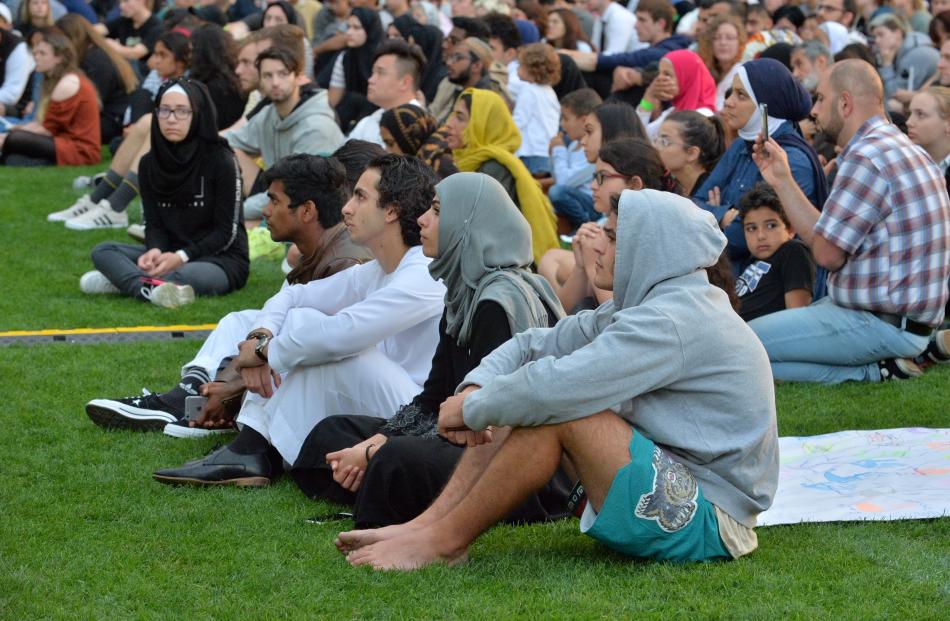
[428, 173, 564, 346]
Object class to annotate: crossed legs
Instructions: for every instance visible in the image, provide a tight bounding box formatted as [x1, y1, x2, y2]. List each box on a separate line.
[338, 410, 633, 571]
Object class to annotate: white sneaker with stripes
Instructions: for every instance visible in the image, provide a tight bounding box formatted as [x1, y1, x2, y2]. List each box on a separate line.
[65, 200, 128, 230]
[48, 194, 96, 222]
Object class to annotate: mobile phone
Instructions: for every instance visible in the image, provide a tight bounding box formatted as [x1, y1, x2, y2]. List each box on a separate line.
[305, 512, 354, 524]
[184, 395, 207, 421]
[759, 103, 769, 157]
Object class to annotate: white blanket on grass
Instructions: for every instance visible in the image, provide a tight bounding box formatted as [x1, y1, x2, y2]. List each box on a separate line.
[758, 428, 950, 526]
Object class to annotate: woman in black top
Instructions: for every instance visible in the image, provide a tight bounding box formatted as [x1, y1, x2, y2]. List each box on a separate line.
[83, 79, 249, 308]
[57, 13, 138, 144]
[290, 172, 571, 528]
[328, 7, 384, 133]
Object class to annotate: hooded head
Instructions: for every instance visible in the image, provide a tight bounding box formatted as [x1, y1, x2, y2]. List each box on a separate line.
[428, 172, 562, 345]
[612, 189, 726, 311]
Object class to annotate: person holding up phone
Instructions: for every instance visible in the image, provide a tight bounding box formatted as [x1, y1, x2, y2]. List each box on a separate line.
[693, 58, 828, 277]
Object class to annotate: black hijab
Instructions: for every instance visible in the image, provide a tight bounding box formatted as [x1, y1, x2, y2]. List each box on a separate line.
[343, 7, 384, 95]
[394, 15, 447, 103]
[142, 78, 231, 206]
[264, 1, 301, 28]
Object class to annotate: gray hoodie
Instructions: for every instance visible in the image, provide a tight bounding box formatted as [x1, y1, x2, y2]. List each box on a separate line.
[225, 86, 344, 166]
[461, 189, 779, 528]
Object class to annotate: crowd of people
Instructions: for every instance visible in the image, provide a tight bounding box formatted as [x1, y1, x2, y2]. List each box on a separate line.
[2, 0, 949, 570]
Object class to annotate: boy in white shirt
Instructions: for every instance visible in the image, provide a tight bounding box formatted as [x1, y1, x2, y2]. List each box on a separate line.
[513, 43, 561, 176]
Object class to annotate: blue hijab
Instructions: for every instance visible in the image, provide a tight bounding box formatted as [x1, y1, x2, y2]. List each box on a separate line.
[739, 58, 828, 209]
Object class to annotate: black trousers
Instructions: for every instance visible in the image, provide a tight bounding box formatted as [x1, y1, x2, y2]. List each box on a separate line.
[1, 130, 56, 165]
[291, 415, 573, 529]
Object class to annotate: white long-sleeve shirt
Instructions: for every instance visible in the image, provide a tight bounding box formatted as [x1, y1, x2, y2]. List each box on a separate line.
[551, 141, 594, 194]
[257, 246, 445, 386]
[513, 83, 560, 159]
[592, 2, 641, 54]
[0, 41, 34, 108]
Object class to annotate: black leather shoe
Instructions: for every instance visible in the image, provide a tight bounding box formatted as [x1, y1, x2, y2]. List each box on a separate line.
[153, 445, 273, 487]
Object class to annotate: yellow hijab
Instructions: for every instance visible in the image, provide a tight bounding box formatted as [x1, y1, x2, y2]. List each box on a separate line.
[452, 88, 559, 265]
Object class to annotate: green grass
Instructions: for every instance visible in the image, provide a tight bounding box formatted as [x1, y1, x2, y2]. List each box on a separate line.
[1, 166, 949, 619]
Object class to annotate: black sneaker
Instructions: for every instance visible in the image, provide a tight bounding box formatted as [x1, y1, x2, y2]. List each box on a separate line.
[924, 330, 950, 364]
[86, 390, 183, 431]
[877, 358, 923, 382]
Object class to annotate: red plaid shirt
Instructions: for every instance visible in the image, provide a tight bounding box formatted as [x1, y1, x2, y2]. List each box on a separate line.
[815, 116, 950, 326]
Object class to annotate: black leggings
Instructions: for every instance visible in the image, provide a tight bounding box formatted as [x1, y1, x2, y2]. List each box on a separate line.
[1, 130, 56, 165]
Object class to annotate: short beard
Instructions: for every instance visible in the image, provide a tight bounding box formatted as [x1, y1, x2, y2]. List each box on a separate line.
[820, 103, 845, 146]
[448, 66, 472, 86]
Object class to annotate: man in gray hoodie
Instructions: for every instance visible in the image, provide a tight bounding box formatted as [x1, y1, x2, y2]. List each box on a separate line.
[226, 45, 345, 220]
[337, 189, 779, 571]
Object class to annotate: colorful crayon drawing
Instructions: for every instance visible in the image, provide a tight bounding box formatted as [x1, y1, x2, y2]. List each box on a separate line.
[758, 428, 950, 526]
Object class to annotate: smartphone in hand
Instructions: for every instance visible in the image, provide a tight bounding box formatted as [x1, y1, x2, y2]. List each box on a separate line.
[759, 103, 769, 157]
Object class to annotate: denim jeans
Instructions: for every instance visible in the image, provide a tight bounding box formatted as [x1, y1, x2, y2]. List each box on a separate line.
[520, 155, 551, 175]
[748, 297, 932, 384]
[91, 242, 231, 300]
[549, 184, 597, 229]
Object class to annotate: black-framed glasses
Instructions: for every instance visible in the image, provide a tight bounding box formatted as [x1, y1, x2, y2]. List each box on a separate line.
[157, 106, 193, 120]
[593, 170, 629, 186]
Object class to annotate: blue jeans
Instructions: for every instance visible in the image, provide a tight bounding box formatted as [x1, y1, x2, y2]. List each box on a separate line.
[748, 297, 932, 384]
[520, 155, 551, 175]
[549, 184, 597, 228]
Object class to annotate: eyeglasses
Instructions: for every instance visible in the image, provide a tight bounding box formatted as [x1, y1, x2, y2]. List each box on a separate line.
[653, 135, 684, 148]
[447, 52, 475, 64]
[593, 170, 628, 185]
[156, 106, 193, 120]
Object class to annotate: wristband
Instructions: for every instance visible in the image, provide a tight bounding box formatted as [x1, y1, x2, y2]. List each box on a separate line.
[246, 330, 269, 340]
[638, 98, 654, 112]
[175, 249, 189, 264]
[365, 443, 376, 462]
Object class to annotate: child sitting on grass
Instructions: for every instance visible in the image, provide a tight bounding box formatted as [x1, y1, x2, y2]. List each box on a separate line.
[513, 42, 561, 176]
[735, 183, 815, 322]
[548, 88, 601, 232]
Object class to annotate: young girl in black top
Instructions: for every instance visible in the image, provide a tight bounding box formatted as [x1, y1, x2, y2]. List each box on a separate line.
[81, 79, 249, 308]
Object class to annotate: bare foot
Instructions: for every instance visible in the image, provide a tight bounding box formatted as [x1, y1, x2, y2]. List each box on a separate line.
[334, 522, 422, 555]
[345, 528, 468, 571]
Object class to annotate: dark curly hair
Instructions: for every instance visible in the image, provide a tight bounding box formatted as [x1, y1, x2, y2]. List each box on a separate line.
[332, 139, 386, 197]
[189, 24, 241, 98]
[261, 154, 348, 229]
[368, 154, 437, 247]
[737, 182, 789, 227]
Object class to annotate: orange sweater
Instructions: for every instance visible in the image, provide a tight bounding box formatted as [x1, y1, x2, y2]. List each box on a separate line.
[43, 74, 101, 166]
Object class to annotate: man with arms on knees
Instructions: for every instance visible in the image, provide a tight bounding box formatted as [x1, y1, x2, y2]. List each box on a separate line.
[750, 59, 950, 383]
[348, 40, 425, 147]
[85, 148, 379, 435]
[339, 189, 778, 570]
[154, 155, 445, 486]
[226, 44, 344, 221]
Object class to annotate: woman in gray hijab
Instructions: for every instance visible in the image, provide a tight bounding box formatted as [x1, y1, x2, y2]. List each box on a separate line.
[290, 172, 572, 528]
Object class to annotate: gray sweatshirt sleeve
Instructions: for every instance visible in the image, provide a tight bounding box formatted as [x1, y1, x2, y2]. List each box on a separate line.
[461, 305, 686, 431]
[225, 113, 262, 157]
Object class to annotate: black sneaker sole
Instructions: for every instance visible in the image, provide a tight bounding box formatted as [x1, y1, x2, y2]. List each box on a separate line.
[152, 474, 270, 487]
[86, 400, 178, 431]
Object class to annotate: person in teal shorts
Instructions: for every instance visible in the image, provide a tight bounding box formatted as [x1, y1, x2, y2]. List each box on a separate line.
[336, 188, 779, 570]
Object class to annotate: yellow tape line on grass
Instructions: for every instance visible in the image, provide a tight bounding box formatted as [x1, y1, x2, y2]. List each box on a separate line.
[0, 324, 218, 337]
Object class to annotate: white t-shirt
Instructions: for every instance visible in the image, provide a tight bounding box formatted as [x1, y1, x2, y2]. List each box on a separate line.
[513, 83, 560, 158]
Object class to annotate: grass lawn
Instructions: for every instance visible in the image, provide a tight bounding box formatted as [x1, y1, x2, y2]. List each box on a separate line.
[1, 165, 949, 619]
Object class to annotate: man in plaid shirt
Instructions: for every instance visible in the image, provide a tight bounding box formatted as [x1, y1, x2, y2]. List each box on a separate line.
[748, 59, 950, 384]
